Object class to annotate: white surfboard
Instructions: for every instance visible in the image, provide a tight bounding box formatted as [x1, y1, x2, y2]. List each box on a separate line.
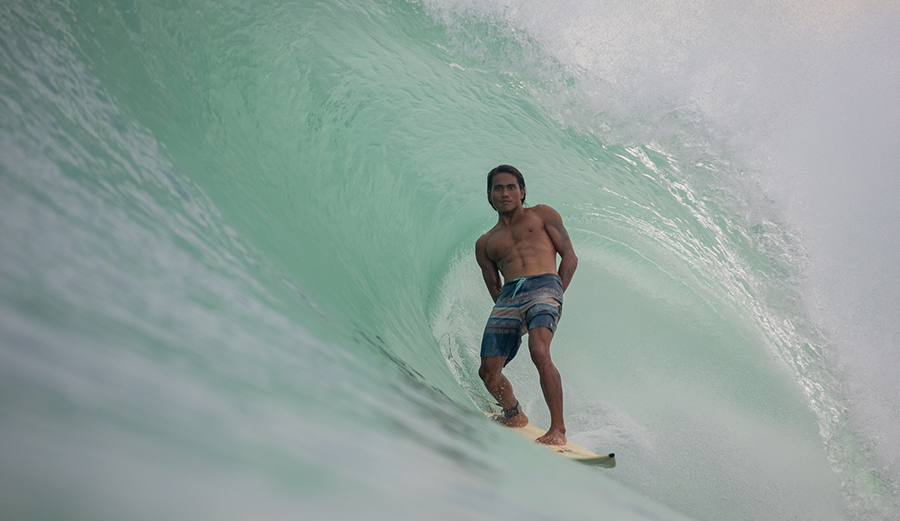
[485, 412, 616, 468]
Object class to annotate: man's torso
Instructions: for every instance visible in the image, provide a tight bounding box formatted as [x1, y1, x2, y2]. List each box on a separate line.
[484, 206, 559, 281]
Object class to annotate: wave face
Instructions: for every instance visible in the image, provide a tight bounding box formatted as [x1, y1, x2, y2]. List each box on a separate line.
[2, 0, 898, 520]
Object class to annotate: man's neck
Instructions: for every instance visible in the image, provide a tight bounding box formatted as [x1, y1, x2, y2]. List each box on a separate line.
[497, 205, 524, 226]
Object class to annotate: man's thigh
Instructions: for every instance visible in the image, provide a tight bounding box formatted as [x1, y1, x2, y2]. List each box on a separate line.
[527, 326, 554, 358]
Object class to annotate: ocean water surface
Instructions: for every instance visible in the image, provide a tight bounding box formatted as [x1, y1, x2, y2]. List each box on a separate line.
[2, 0, 899, 520]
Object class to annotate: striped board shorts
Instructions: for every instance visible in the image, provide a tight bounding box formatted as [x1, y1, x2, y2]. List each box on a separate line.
[480, 273, 563, 366]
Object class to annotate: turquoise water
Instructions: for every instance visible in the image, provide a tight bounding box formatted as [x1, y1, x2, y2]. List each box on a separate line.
[2, 0, 899, 520]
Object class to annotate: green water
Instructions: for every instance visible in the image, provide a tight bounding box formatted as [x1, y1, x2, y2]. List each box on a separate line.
[2, 0, 898, 520]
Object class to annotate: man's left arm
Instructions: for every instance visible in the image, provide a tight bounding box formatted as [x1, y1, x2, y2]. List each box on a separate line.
[542, 206, 578, 291]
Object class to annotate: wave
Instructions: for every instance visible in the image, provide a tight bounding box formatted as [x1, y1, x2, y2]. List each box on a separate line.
[1, 0, 897, 520]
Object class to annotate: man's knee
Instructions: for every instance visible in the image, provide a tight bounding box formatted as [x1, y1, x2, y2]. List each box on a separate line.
[530, 348, 553, 367]
[479, 360, 501, 383]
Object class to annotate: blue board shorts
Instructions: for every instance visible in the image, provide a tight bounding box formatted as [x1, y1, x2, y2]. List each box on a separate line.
[481, 273, 563, 366]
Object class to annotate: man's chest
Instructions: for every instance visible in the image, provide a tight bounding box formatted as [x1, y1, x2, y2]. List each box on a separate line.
[486, 218, 547, 259]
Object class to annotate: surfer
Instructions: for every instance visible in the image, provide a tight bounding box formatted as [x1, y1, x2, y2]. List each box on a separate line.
[476, 164, 577, 446]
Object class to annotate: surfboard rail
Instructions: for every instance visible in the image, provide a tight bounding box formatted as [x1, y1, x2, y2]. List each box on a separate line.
[484, 412, 617, 468]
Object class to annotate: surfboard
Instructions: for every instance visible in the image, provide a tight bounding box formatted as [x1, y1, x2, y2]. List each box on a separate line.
[485, 412, 616, 468]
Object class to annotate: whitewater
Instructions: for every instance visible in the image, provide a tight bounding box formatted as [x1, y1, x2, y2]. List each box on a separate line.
[2, 0, 898, 520]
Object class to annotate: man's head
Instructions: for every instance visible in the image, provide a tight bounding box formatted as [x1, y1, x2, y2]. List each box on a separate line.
[487, 164, 526, 211]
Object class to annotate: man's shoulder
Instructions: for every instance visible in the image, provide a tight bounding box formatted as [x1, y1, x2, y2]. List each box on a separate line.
[476, 224, 500, 246]
[526, 204, 561, 220]
[475, 227, 500, 264]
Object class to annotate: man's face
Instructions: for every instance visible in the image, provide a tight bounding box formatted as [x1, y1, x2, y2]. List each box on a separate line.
[490, 172, 524, 212]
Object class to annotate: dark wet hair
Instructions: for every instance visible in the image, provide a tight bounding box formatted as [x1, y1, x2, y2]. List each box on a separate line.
[487, 164, 526, 209]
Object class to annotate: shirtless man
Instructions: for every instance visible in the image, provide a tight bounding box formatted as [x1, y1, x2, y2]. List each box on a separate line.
[475, 164, 578, 445]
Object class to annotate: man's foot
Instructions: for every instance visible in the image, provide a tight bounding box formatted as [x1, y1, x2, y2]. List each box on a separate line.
[535, 427, 566, 446]
[491, 402, 529, 428]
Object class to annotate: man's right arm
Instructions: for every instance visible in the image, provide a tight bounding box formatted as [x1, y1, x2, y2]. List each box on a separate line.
[475, 235, 502, 303]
